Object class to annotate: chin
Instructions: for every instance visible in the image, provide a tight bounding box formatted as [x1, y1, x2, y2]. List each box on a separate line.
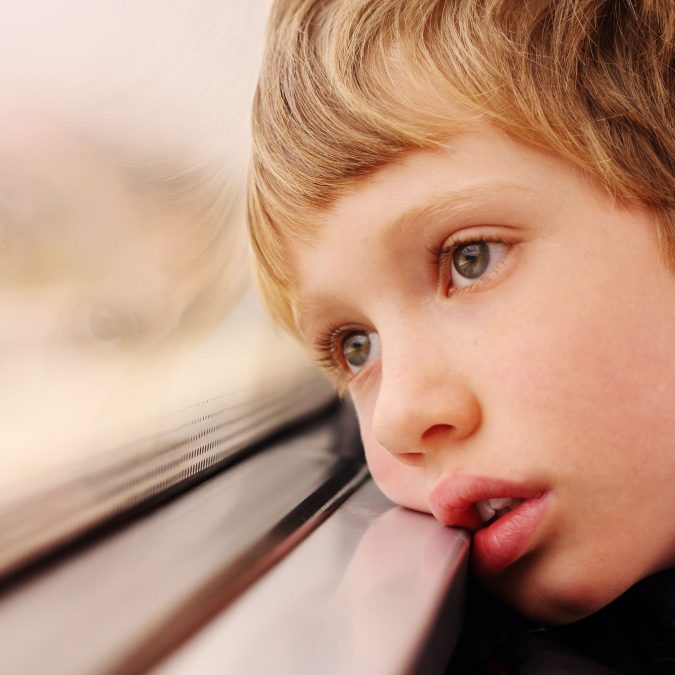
[480, 554, 631, 625]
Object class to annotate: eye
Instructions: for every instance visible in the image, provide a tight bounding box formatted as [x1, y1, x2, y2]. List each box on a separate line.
[450, 240, 510, 290]
[66, 303, 142, 349]
[89, 305, 137, 342]
[341, 330, 381, 373]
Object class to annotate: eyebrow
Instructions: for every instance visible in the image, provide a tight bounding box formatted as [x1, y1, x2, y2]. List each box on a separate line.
[294, 180, 531, 337]
[379, 181, 528, 245]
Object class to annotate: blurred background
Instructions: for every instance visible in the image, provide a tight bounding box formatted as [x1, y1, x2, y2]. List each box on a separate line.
[0, 0, 318, 498]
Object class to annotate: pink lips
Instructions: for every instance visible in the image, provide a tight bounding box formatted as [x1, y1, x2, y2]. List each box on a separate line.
[428, 475, 551, 577]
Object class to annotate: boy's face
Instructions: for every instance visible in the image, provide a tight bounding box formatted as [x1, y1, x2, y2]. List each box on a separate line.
[290, 123, 675, 623]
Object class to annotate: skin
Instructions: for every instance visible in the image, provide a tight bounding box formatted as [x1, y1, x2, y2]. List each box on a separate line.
[290, 122, 675, 623]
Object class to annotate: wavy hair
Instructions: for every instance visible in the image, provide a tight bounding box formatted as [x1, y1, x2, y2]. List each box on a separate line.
[249, 0, 674, 333]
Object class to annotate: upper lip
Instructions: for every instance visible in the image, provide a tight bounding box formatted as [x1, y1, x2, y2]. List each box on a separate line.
[428, 474, 546, 532]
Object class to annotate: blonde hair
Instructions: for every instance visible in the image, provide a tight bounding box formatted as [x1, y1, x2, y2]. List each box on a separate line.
[249, 0, 674, 334]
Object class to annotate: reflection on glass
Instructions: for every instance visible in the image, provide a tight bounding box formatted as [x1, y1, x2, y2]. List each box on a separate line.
[0, 0, 331, 574]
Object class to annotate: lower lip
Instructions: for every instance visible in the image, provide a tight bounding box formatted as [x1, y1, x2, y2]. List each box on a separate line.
[472, 493, 551, 577]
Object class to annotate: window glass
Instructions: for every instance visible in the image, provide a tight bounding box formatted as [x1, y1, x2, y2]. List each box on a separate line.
[0, 1, 323, 524]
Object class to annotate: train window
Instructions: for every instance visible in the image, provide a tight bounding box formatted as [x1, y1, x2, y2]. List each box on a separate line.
[0, 0, 324, 572]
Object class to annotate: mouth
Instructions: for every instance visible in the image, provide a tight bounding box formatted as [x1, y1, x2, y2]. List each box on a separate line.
[474, 497, 524, 525]
[428, 476, 551, 577]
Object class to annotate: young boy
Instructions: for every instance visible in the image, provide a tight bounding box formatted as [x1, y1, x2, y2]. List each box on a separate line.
[247, 0, 675, 627]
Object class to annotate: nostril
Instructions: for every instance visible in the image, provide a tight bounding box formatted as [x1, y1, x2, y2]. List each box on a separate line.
[421, 424, 456, 444]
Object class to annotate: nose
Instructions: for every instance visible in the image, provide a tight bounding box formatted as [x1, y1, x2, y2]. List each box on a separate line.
[371, 340, 482, 462]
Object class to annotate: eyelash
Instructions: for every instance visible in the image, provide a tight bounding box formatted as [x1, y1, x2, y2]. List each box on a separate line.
[313, 325, 356, 392]
[313, 231, 517, 388]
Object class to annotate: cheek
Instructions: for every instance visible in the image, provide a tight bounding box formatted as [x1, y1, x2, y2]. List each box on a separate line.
[352, 395, 430, 513]
[486, 262, 675, 482]
[481, 280, 675, 619]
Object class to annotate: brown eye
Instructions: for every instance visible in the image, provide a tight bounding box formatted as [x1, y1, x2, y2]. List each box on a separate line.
[450, 240, 510, 290]
[341, 330, 380, 373]
[453, 242, 490, 279]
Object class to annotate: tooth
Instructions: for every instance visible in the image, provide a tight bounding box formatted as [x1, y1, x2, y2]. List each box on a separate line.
[475, 500, 496, 522]
[487, 497, 515, 511]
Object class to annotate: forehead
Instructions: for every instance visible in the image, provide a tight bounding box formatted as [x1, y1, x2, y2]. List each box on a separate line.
[289, 126, 562, 334]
